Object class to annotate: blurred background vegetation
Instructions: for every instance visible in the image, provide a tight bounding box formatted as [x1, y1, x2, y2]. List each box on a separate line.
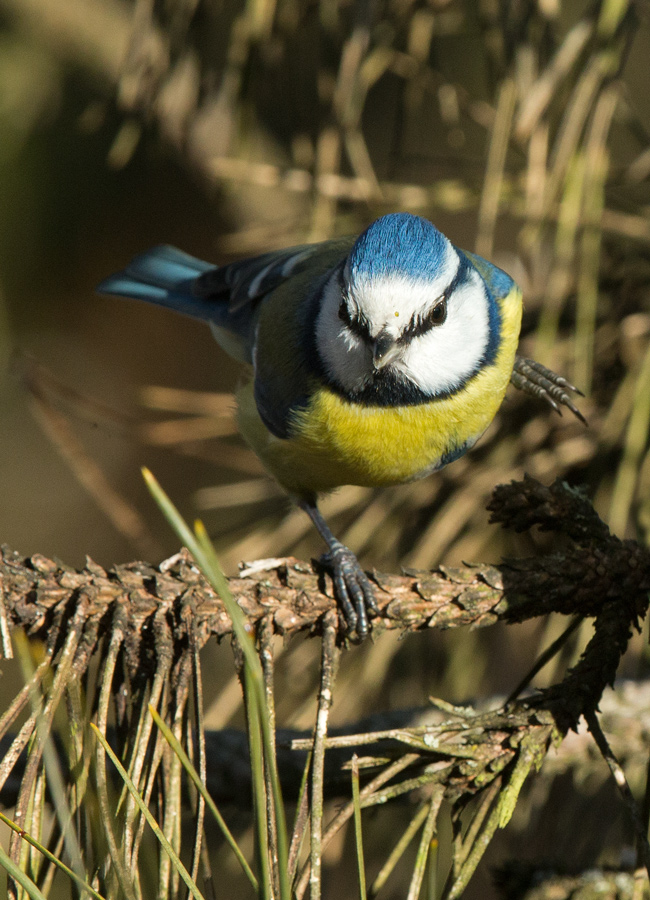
[1, 0, 650, 896]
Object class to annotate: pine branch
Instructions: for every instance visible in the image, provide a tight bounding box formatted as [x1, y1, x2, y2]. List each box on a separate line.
[1, 477, 649, 896]
[1, 479, 648, 731]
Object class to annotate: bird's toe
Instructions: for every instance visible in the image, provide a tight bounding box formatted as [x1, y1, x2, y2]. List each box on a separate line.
[321, 543, 378, 639]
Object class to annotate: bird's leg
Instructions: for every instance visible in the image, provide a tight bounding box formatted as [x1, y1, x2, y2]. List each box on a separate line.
[510, 356, 587, 424]
[298, 498, 378, 639]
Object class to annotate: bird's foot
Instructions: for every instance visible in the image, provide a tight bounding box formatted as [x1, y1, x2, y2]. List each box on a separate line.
[320, 541, 378, 640]
[511, 356, 587, 424]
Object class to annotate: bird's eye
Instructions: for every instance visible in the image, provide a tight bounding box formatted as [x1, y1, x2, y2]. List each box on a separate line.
[427, 298, 447, 327]
[338, 299, 351, 325]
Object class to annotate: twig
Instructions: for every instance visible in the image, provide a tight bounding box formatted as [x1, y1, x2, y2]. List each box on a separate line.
[585, 709, 650, 878]
[0, 573, 13, 658]
[288, 750, 312, 886]
[309, 611, 339, 900]
[296, 753, 420, 898]
[259, 616, 280, 898]
[505, 616, 582, 704]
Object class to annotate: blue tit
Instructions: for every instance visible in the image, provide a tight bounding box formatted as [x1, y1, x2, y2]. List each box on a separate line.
[99, 213, 583, 638]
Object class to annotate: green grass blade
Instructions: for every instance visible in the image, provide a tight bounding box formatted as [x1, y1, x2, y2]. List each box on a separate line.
[192, 518, 264, 678]
[193, 522, 290, 898]
[246, 667, 273, 900]
[91, 723, 206, 900]
[142, 468, 262, 676]
[148, 704, 258, 891]
[0, 841, 48, 900]
[143, 469, 290, 898]
[426, 836, 438, 900]
[0, 809, 107, 900]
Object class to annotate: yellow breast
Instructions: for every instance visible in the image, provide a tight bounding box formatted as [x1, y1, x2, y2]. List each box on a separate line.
[237, 287, 522, 499]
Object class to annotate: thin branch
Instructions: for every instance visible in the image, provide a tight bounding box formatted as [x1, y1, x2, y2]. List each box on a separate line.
[310, 611, 339, 900]
[585, 710, 650, 877]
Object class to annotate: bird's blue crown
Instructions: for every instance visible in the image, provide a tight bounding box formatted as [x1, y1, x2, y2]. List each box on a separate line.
[347, 213, 450, 283]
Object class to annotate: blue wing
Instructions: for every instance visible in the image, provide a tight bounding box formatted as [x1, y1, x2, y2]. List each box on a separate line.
[98, 244, 323, 315]
[193, 244, 319, 311]
[98, 242, 324, 363]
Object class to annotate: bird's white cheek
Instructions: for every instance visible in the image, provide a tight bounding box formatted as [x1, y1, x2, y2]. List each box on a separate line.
[398, 310, 490, 395]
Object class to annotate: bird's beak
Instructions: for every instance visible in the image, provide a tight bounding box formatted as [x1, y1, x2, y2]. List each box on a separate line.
[372, 330, 401, 370]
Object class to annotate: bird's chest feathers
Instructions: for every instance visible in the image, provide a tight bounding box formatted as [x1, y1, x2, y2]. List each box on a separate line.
[287, 365, 508, 489]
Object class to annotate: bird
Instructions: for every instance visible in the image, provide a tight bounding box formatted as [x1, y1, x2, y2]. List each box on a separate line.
[98, 213, 583, 639]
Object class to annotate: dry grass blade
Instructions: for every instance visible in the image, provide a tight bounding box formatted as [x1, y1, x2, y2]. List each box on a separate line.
[295, 754, 421, 899]
[118, 659, 164, 842]
[476, 77, 517, 259]
[406, 787, 444, 900]
[370, 802, 430, 896]
[8, 619, 87, 885]
[12, 635, 86, 886]
[574, 84, 618, 393]
[25, 367, 162, 561]
[159, 659, 192, 898]
[188, 640, 206, 886]
[609, 341, 650, 535]
[288, 750, 312, 886]
[149, 704, 257, 890]
[351, 755, 367, 900]
[515, 19, 593, 140]
[91, 725, 206, 900]
[451, 779, 502, 880]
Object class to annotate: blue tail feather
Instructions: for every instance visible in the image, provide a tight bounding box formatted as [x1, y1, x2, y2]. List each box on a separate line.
[97, 245, 218, 322]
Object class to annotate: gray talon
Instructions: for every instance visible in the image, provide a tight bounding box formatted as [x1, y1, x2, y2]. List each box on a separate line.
[511, 356, 587, 425]
[300, 499, 378, 639]
[321, 543, 377, 638]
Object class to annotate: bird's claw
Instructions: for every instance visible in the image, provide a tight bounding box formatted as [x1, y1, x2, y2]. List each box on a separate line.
[511, 356, 587, 425]
[320, 542, 378, 639]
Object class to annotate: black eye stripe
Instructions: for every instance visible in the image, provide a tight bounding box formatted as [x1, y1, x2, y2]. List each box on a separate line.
[398, 264, 466, 343]
[336, 265, 373, 341]
[399, 296, 448, 342]
[338, 298, 371, 341]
